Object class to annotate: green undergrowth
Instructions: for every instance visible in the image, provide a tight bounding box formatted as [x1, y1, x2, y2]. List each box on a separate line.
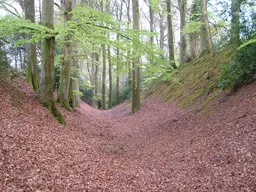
[159, 48, 235, 109]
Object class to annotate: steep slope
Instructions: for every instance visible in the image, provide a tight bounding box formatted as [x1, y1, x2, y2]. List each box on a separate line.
[0, 75, 255, 191]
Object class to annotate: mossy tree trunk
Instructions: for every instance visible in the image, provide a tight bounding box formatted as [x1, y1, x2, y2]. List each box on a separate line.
[58, 0, 74, 112]
[39, 0, 64, 124]
[132, 0, 141, 113]
[200, 0, 212, 54]
[178, 0, 187, 64]
[24, 0, 39, 92]
[230, 0, 243, 45]
[167, 0, 177, 68]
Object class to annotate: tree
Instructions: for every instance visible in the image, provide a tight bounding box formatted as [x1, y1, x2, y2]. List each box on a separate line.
[230, 0, 244, 45]
[39, 0, 64, 123]
[132, 0, 141, 113]
[149, 0, 154, 44]
[200, 0, 212, 54]
[58, 0, 74, 111]
[178, 0, 187, 64]
[166, 0, 176, 68]
[24, 0, 39, 92]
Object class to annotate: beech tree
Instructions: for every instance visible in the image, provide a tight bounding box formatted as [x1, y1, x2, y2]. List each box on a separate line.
[132, 0, 141, 113]
[230, 0, 244, 45]
[24, 0, 39, 92]
[39, 0, 64, 123]
[166, 0, 176, 68]
[58, 0, 75, 111]
[200, 0, 212, 54]
[178, 0, 187, 64]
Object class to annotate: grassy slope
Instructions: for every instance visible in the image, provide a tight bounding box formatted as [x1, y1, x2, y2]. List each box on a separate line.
[156, 48, 236, 109]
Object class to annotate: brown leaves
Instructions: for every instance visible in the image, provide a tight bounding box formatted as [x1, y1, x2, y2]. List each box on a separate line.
[0, 78, 255, 191]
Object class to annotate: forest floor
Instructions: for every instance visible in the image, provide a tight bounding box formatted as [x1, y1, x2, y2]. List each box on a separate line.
[0, 78, 256, 192]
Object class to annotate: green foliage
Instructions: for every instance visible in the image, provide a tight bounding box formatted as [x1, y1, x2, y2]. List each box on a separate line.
[218, 39, 256, 89]
[143, 56, 174, 86]
[0, 16, 56, 46]
[0, 40, 8, 70]
[183, 21, 201, 35]
[111, 85, 132, 107]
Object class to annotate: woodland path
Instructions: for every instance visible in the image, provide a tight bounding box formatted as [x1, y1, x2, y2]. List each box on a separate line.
[0, 79, 256, 191]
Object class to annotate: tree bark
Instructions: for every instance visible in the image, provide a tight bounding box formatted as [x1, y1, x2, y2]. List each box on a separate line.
[159, 13, 165, 50]
[101, 45, 106, 110]
[108, 45, 112, 109]
[200, 0, 212, 54]
[24, 0, 39, 92]
[166, 0, 176, 68]
[178, 0, 187, 64]
[132, 0, 140, 113]
[58, 0, 74, 111]
[116, 37, 120, 105]
[149, 0, 154, 44]
[39, 0, 64, 123]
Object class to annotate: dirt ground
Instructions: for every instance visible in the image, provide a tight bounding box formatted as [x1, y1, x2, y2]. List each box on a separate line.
[0, 78, 255, 191]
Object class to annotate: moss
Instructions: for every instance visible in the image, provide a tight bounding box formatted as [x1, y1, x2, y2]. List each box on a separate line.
[154, 48, 235, 111]
[42, 102, 66, 124]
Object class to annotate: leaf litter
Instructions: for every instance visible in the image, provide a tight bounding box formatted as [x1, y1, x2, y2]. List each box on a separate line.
[0, 78, 255, 191]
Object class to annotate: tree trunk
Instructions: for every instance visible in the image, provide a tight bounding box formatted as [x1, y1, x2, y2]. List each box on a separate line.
[127, 0, 132, 87]
[95, 52, 99, 99]
[132, 0, 140, 113]
[149, 0, 154, 44]
[178, 0, 187, 64]
[159, 13, 165, 50]
[189, 33, 197, 59]
[166, 0, 176, 68]
[39, 0, 64, 124]
[58, 0, 73, 111]
[101, 45, 106, 110]
[200, 0, 212, 54]
[73, 79, 80, 107]
[24, 0, 39, 92]
[108, 45, 112, 109]
[230, 0, 243, 45]
[116, 34, 120, 105]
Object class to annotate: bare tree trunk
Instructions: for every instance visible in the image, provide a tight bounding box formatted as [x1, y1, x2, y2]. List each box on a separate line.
[73, 79, 80, 107]
[159, 13, 165, 50]
[95, 52, 99, 99]
[200, 0, 212, 54]
[166, 0, 176, 68]
[149, 0, 154, 44]
[189, 33, 197, 59]
[108, 45, 112, 109]
[58, 0, 74, 111]
[132, 0, 140, 113]
[39, 0, 64, 123]
[127, 0, 132, 87]
[24, 0, 39, 92]
[178, 0, 187, 64]
[116, 35, 120, 105]
[101, 45, 106, 110]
